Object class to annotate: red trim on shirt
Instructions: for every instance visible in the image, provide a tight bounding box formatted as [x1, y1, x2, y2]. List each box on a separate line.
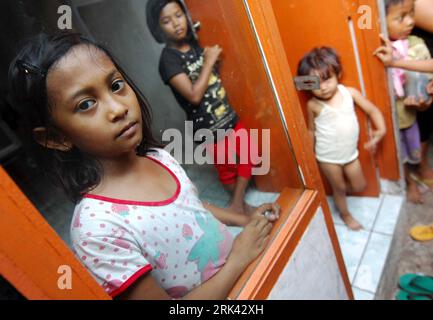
[83, 154, 181, 207]
[110, 264, 153, 298]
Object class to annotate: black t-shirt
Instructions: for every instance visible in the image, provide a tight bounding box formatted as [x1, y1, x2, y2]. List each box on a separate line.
[159, 43, 238, 140]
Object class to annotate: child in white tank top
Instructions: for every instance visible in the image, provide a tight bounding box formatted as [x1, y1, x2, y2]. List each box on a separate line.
[298, 47, 386, 230]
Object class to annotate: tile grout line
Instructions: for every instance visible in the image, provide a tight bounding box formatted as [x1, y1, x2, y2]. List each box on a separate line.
[351, 194, 386, 290]
[372, 230, 394, 237]
[351, 285, 375, 295]
[372, 197, 405, 236]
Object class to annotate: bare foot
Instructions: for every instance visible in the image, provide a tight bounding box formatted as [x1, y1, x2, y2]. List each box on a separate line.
[341, 213, 363, 231]
[407, 183, 423, 204]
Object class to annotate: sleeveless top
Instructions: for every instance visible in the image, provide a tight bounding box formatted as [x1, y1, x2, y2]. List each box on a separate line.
[313, 85, 360, 165]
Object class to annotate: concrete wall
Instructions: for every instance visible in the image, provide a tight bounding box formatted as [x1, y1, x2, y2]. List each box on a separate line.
[1, 0, 67, 130]
[71, 0, 187, 139]
[268, 208, 349, 300]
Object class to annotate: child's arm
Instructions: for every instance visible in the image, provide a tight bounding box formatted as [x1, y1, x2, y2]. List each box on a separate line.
[374, 34, 433, 72]
[169, 45, 222, 105]
[415, 0, 433, 34]
[403, 94, 433, 112]
[306, 100, 317, 149]
[347, 87, 387, 153]
[391, 59, 433, 73]
[119, 204, 279, 300]
[203, 202, 250, 226]
[428, 81, 433, 95]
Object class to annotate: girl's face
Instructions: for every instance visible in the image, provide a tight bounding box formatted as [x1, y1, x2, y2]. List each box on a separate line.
[44, 45, 143, 159]
[310, 70, 339, 101]
[159, 2, 188, 43]
[386, 0, 415, 40]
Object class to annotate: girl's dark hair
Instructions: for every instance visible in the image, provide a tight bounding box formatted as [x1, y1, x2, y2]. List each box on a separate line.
[146, 0, 194, 44]
[297, 47, 343, 80]
[8, 32, 162, 202]
[385, 0, 406, 14]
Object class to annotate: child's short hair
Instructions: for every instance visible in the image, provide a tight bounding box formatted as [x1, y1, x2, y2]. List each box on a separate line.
[384, 0, 407, 14]
[8, 32, 161, 202]
[297, 47, 343, 80]
[146, 0, 193, 43]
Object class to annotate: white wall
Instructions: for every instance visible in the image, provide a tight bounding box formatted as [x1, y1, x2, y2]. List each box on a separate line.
[268, 208, 349, 300]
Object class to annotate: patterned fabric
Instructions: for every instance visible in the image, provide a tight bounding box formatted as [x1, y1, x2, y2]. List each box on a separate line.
[392, 36, 433, 129]
[391, 39, 409, 98]
[71, 149, 234, 298]
[159, 43, 238, 140]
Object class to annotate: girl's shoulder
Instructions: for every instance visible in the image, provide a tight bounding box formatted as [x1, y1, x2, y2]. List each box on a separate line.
[160, 47, 183, 64]
[340, 85, 358, 98]
[147, 148, 180, 166]
[307, 98, 324, 114]
[162, 43, 202, 56]
[159, 46, 189, 65]
[161, 46, 180, 56]
[337, 84, 348, 92]
[146, 148, 187, 180]
[70, 192, 155, 243]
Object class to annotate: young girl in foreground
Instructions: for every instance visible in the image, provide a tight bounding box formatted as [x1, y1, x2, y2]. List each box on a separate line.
[8, 33, 279, 299]
[298, 47, 386, 230]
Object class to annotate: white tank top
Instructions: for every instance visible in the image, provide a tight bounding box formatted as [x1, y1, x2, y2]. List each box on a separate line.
[313, 85, 360, 164]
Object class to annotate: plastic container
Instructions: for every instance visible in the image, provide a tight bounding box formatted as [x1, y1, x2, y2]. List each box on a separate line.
[404, 71, 431, 102]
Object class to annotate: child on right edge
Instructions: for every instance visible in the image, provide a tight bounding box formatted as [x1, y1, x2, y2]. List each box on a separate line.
[374, 0, 433, 195]
[375, 0, 433, 203]
[297, 47, 386, 231]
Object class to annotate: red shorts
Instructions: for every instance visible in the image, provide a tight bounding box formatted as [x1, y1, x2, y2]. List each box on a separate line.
[206, 122, 259, 185]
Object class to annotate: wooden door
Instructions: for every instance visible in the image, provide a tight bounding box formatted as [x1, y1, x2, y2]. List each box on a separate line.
[0, 167, 110, 299]
[185, 0, 353, 298]
[1, 0, 351, 300]
[185, 0, 305, 192]
[269, 0, 401, 196]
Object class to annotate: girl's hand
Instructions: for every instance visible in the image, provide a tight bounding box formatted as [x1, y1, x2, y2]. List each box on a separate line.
[364, 130, 385, 154]
[404, 95, 432, 111]
[404, 95, 419, 107]
[373, 34, 394, 67]
[253, 202, 280, 222]
[228, 203, 280, 268]
[204, 45, 222, 67]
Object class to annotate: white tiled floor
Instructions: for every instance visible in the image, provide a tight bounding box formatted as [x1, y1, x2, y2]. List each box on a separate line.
[328, 195, 404, 300]
[333, 225, 370, 282]
[353, 232, 393, 293]
[374, 195, 405, 235]
[352, 286, 375, 300]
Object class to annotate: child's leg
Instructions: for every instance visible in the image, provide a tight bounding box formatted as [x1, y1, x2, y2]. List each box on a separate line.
[343, 159, 367, 193]
[405, 164, 423, 204]
[401, 123, 423, 203]
[319, 162, 363, 230]
[419, 142, 433, 180]
[208, 125, 251, 215]
[226, 175, 252, 214]
[228, 122, 257, 215]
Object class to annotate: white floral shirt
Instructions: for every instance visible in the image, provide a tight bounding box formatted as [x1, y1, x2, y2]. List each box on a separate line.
[71, 149, 235, 298]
